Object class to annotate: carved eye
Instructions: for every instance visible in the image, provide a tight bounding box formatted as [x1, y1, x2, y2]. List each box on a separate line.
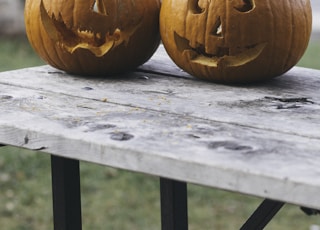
[234, 0, 255, 12]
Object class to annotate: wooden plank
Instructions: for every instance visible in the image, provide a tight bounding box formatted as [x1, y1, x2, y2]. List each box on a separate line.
[0, 82, 320, 209]
[0, 46, 319, 140]
[1, 46, 320, 209]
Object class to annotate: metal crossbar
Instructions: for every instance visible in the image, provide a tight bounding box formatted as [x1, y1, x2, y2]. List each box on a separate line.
[240, 199, 285, 230]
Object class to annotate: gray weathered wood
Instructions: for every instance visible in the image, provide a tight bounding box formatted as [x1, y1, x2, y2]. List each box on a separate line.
[0, 45, 320, 210]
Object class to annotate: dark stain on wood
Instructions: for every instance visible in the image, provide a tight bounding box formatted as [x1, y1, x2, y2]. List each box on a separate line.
[24, 134, 29, 144]
[82, 87, 94, 91]
[0, 95, 13, 100]
[110, 132, 134, 141]
[208, 141, 253, 151]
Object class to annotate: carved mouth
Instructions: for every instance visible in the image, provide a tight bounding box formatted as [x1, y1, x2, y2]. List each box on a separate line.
[39, 0, 141, 57]
[174, 32, 266, 67]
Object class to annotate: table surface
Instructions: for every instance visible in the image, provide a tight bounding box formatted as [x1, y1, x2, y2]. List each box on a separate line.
[0, 46, 320, 209]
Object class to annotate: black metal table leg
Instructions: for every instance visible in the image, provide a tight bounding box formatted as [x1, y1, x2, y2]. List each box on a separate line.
[51, 155, 82, 230]
[240, 199, 285, 230]
[160, 178, 188, 230]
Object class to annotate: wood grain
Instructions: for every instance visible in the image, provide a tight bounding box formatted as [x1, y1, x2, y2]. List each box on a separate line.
[0, 45, 320, 209]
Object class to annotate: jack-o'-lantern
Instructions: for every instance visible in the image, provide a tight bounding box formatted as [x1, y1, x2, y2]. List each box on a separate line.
[25, 0, 161, 75]
[160, 0, 312, 83]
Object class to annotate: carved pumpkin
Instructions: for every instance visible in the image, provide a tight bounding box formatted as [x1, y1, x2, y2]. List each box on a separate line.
[160, 0, 312, 83]
[25, 0, 161, 75]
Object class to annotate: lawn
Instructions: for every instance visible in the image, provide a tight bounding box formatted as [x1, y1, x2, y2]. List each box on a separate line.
[0, 36, 320, 229]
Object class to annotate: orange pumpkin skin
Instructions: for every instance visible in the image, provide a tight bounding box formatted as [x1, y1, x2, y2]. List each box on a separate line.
[160, 0, 312, 83]
[25, 0, 161, 75]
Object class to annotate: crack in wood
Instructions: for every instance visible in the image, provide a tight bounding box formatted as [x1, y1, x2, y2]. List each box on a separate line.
[24, 135, 29, 144]
[208, 141, 253, 151]
[32, 146, 48, 151]
[264, 96, 315, 104]
[143, 89, 175, 95]
[85, 123, 116, 132]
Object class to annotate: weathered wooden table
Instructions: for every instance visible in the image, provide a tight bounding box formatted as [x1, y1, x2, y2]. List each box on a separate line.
[0, 45, 320, 229]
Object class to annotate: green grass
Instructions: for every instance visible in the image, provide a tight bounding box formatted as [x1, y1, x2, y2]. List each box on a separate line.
[1, 147, 320, 229]
[298, 39, 320, 69]
[1, 36, 320, 229]
[0, 36, 45, 72]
